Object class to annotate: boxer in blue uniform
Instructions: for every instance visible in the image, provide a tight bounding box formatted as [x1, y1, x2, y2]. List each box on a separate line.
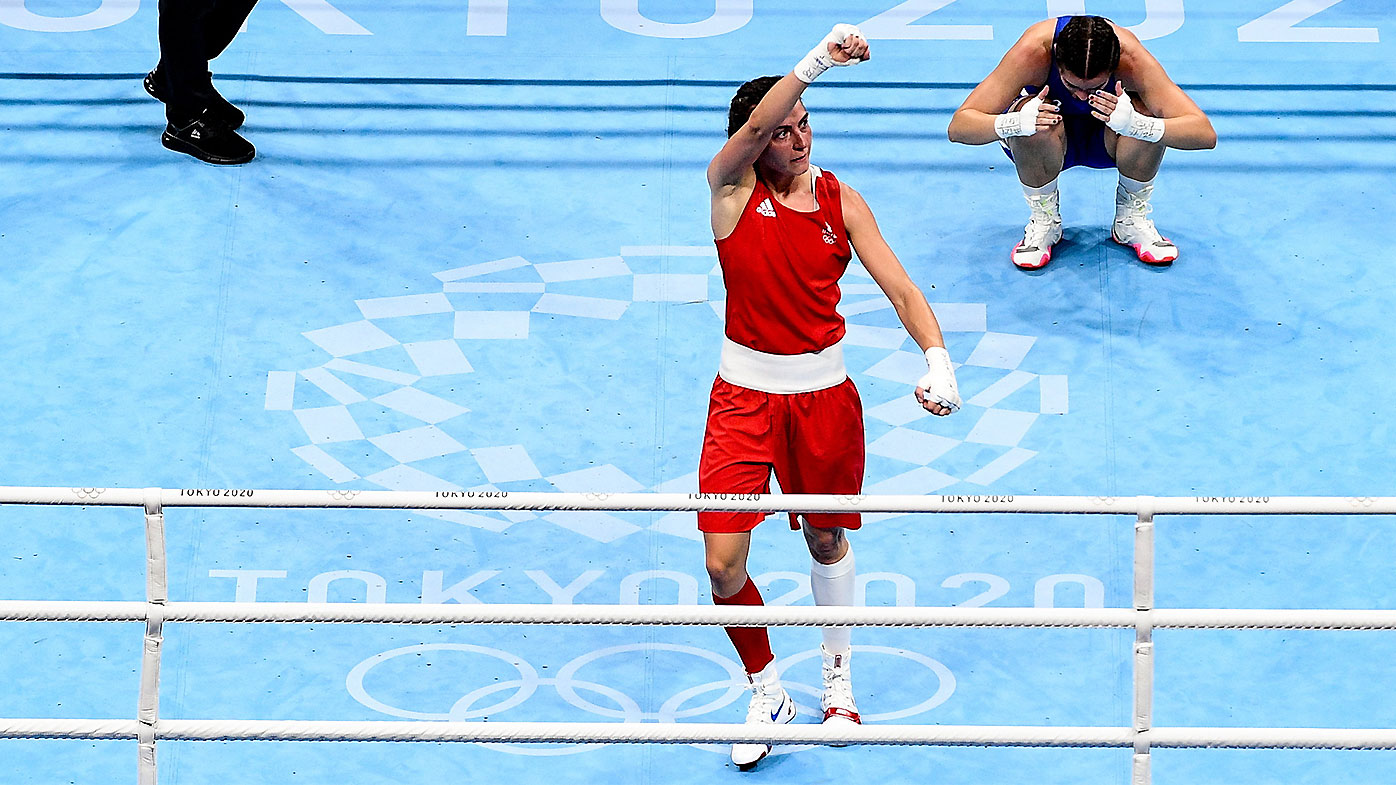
[948, 16, 1216, 269]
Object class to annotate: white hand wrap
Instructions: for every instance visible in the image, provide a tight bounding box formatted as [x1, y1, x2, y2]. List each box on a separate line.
[793, 24, 864, 83]
[994, 94, 1043, 139]
[917, 346, 961, 413]
[1105, 91, 1165, 143]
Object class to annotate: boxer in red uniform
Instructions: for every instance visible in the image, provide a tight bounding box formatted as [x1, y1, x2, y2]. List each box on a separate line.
[702, 24, 961, 770]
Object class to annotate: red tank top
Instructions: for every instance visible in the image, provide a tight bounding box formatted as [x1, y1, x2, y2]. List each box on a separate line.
[714, 167, 853, 355]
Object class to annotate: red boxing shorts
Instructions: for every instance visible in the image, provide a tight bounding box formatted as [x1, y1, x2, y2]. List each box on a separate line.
[698, 375, 865, 533]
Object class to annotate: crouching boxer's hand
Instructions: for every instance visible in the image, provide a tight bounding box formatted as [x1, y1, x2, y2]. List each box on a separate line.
[1092, 83, 1164, 143]
[995, 85, 1059, 138]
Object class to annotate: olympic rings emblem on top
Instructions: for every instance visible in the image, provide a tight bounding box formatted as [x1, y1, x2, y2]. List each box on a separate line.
[327, 490, 362, 501]
[346, 642, 955, 757]
[70, 487, 107, 500]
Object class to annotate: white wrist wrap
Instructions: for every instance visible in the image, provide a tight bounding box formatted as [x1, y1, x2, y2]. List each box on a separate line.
[995, 95, 1042, 139]
[1106, 93, 1165, 143]
[794, 24, 863, 83]
[917, 346, 961, 412]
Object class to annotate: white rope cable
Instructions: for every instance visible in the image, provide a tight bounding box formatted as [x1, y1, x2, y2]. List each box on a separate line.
[0, 601, 1128, 626]
[7, 601, 1396, 630]
[0, 601, 148, 621]
[1148, 728, 1396, 750]
[0, 719, 141, 739]
[152, 720, 1139, 746]
[6, 719, 1396, 749]
[2, 486, 1394, 515]
[1148, 608, 1396, 629]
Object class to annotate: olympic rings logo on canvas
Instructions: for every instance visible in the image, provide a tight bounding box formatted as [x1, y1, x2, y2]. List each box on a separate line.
[346, 642, 955, 756]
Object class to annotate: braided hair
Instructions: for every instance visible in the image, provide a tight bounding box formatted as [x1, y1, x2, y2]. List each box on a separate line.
[727, 75, 782, 137]
[1052, 16, 1120, 80]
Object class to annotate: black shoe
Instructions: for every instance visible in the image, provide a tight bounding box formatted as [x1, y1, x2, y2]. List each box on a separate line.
[162, 111, 255, 165]
[144, 69, 245, 131]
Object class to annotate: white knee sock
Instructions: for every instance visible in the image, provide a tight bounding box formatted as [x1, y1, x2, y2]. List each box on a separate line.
[1022, 177, 1059, 199]
[810, 543, 856, 653]
[1118, 173, 1154, 195]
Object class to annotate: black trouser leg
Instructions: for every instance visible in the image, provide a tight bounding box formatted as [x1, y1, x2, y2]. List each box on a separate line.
[156, 0, 259, 123]
[204, 0, 260, 60]
[157, 0, 217, 123]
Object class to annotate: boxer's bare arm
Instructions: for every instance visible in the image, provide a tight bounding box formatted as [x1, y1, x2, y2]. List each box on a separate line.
[708, 29, 870, 238]
[842, 184, 958, 415]
[707, 75, 803, 239]
[1101, 26, 1217, 149]
[948, 20, 1056, 145]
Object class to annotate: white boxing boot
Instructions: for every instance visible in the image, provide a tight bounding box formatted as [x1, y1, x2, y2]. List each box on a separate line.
[1012, 190, 1063, 270]
[1112, 184, 1178, 265]
[730, 662, 796, 770]
[820, 645, 861, 746]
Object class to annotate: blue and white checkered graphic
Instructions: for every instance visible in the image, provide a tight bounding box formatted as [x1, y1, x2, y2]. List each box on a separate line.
[266, 244, 1068, 542]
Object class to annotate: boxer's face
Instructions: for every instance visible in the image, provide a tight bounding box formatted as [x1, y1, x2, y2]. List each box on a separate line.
[1058, 67, 1111, 101]
[758, 101, 812, 178]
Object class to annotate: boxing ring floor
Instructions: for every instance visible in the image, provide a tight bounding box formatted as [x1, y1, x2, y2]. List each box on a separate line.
[2, 1, 1395, 782]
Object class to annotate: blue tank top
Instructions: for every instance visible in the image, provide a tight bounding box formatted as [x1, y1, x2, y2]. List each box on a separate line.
[1028, 16, 1119, 117]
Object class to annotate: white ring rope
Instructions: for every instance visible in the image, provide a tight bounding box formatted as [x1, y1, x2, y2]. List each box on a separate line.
[2, 486, 1394, 515]
[6, 486, 1396, 783]
[7, 602, 1396, 630]
[0, 720, 141, 740]
[6, 719, 1396, 750]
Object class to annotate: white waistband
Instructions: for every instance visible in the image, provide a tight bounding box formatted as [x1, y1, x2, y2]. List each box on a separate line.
[718, 337, 847, 394]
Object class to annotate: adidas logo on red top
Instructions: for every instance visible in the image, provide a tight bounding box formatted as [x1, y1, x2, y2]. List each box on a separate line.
[822, 222, 837, 244]
[756, 198, 776, 218]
